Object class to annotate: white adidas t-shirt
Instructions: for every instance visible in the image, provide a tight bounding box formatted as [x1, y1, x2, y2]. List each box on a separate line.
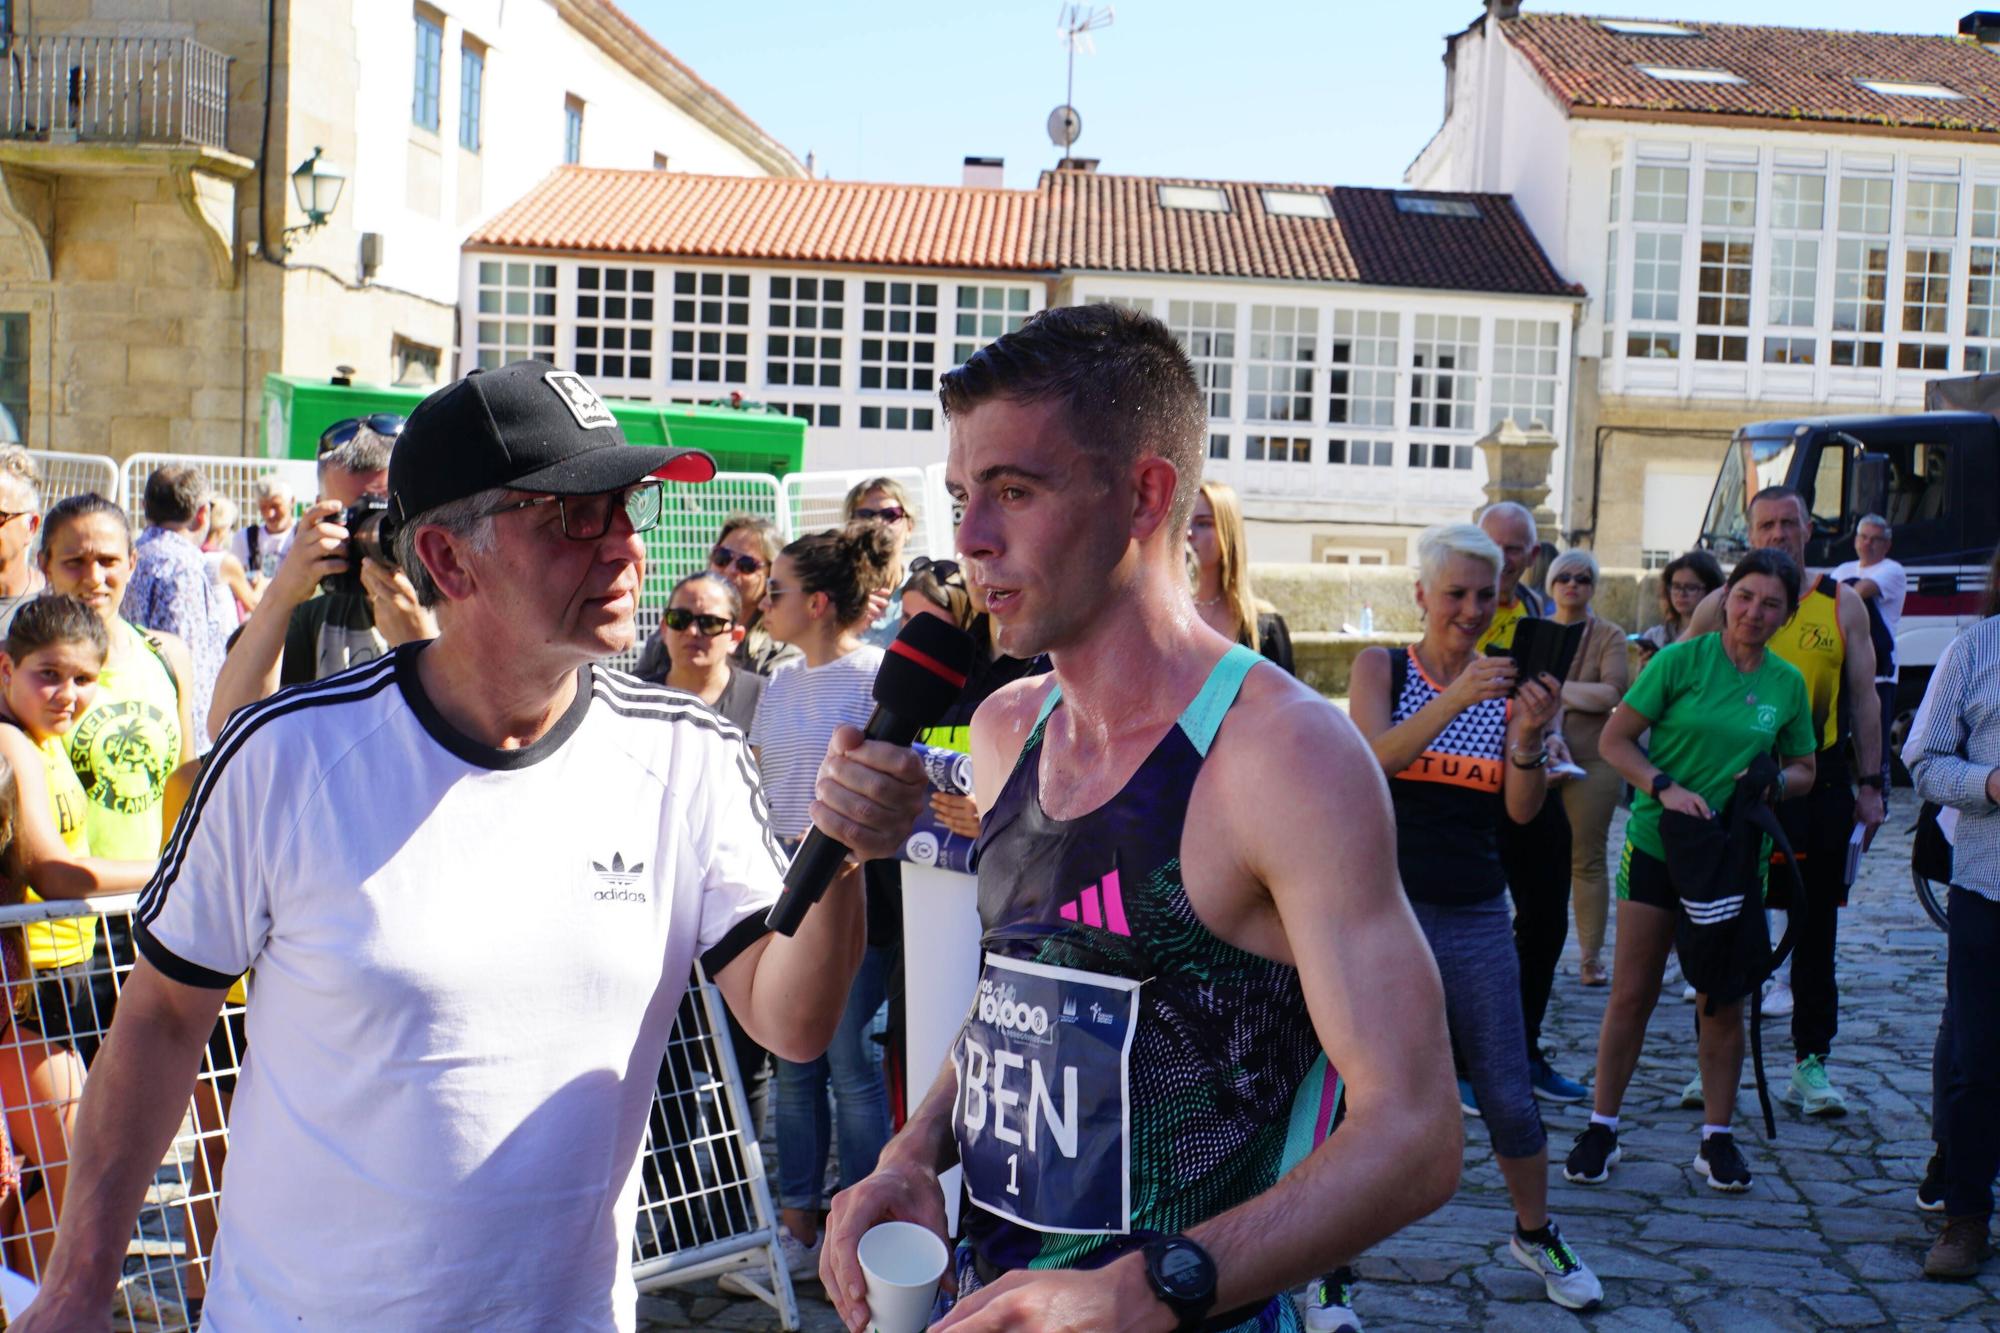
[135, 646, 784, 1331]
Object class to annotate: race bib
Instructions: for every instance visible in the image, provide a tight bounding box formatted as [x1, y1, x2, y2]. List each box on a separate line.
[951, 953, 1139, 1235]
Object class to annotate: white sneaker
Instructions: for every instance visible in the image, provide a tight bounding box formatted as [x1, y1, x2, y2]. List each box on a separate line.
[1682, 982, 1698, 1002]
[1509, 1221, 1603, 1311]
[1761, 978, 1795, 1018]
[718, 1225, 821, 1295]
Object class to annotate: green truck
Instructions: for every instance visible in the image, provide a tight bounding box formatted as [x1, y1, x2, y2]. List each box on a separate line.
[261, 374, 806, 644]
[260, 373, 805, 477]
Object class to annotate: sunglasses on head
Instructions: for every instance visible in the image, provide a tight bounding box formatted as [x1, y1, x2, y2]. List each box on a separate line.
[662, 608, 733, 636]
[853, 504, 906, 524]
[317, 414, 406, 456]
[710, 547, 766, 574]
[909, 555, 961, 584]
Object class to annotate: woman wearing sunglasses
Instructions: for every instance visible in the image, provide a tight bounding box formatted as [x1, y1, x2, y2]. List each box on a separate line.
[842, 477, 916, 649]
[710, 516, 799, 677]
[1544, 549, 1631, 987]
[641, 572, 765, 735]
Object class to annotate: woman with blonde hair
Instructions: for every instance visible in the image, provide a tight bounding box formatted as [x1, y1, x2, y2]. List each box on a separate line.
[1543, 548, 1629, 986]
[1189, 479, 1294, 674]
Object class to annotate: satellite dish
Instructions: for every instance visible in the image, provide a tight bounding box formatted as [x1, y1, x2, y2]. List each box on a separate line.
[1047, 104, 1082, 150]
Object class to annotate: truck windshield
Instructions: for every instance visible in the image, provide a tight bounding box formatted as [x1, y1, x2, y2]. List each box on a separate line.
[1701, 431, 1799, 556]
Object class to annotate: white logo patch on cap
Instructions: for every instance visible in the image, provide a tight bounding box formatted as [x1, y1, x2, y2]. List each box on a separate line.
[544, 370, 617, 430]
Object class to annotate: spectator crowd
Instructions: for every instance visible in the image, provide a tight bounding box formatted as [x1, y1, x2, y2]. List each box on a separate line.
[0, 362, 1987, 1331]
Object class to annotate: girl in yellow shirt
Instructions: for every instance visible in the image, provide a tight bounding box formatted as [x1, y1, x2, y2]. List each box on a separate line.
[0, 595, 159, 1049]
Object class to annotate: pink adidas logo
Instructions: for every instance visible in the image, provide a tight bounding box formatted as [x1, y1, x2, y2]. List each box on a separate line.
[1056, 870, 1130, 936]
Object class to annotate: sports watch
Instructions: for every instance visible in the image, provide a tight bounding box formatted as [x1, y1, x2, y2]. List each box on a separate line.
[1857, 773, 1885, 790]
[1651, 771, 1674, 798]
[1141, 1235, 1218, 1329]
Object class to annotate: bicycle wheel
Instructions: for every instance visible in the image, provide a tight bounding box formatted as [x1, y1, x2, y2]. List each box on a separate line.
[1912, 866, 1950, 932]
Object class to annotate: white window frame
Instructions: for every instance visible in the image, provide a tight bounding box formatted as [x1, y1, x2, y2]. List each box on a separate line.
[473, 260, 556, 369]
[1409, 315, 1478, 432]
[1169, 300, 1237, 422]
[667, 270, 750, 388]
[1245, 304, 1317, 424]
[1328, 310, 1398, 429]
[571, 264, 656, 386]
[952, 284, 1033, 365]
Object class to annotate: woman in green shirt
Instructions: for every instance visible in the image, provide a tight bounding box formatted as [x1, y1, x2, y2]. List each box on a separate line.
[1564, 549, 1817, 1196]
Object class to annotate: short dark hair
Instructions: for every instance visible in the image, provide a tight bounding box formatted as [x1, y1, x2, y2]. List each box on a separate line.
[1725, 547, 1803, 614]
[142, 464, 211, 526]
[670, 570, 742, 620]
[40, 492, 130, 555]
[1749, 485, 1807, 523]
[938, 303, 1207, 535]
[5, 592, 111, 663]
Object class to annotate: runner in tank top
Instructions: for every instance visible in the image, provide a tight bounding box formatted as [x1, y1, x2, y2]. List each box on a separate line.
[1680, 486, 1883, 1118]
[820, 306, 1459, 1333]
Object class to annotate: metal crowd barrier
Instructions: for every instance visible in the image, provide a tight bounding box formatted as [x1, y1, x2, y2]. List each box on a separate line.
[0, 896, 796, 1330]
[116, 455, 319, 541]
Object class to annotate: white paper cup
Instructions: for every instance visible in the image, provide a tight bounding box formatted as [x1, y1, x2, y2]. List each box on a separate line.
[857, 1220, 949, 1333]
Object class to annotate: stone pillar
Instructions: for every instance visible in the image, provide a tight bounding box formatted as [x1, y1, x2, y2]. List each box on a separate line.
[1474, 418, 1559, 532]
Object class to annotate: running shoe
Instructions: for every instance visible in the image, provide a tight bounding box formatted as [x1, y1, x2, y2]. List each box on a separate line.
[1302, 1267, 1362, 1332]
[1679, 1074, 1705, 1110]
[1918, 1152, 1947, 1213]
[1458, 1076, 1481, 1117]
[1682, 982, 1698, 1002]
[1783, 1054, 1848, 1117]
[1509, 1220, 1604, 1312]
[1529, 1055, 1587, 1103]
[718, 1225, 821, 1296]
[1695, 1132, 1753, 1192]
[1761, 977, 1795, 1018]
[1562, 1123, 1619, 1184]
[1924, 1216, 1992, 1279]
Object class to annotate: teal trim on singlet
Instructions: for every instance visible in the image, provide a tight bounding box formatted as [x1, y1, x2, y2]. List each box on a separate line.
[1280, 1053, 1346, 1176]
[1028, 643, 1263, 751]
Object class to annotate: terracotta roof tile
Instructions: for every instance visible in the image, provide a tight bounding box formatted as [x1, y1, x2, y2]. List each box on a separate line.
[1506, 12, 2000, 135]
[469, 168, 1578, 298]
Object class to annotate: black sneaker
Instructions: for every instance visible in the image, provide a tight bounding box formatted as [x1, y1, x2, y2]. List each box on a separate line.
[1918, 1151, 1947, 1213]
[1695, 1133, 1752, 1192]
[1562, 1123, 1620, 1184]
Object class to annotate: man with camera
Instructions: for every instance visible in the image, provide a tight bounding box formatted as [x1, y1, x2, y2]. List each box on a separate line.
[16, 360, 929, 1332]
[205, 420, 436, 740]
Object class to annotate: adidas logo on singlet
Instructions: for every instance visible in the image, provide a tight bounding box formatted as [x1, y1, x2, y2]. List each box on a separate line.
[1055, 870, 1130, 936]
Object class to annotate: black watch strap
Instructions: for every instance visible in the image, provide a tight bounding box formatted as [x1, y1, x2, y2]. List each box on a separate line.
[1142, 1235, 1218, 1329]
[1857, 772, 1884, 789]
[1651, 771, 1673, 797]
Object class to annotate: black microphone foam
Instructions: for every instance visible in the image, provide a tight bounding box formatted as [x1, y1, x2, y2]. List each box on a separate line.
[764, 613, 977, 937]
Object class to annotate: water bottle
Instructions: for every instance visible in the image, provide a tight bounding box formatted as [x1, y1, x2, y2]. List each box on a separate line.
[1359, 603, 1374, 635]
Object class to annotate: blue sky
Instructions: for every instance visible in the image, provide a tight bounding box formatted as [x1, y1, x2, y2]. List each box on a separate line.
[625, 2, 1977, 190]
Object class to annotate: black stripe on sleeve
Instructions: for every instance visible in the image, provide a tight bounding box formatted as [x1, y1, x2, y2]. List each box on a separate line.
[701, 913, 770, 977]
[135, 920, 241, 991]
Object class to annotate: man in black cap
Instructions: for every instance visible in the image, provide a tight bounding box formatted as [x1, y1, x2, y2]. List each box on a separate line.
[16, 361, 929, 1333]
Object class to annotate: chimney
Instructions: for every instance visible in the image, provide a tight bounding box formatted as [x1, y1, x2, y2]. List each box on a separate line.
[1055, 157, 1099, 173]
[1487, 0, 1521, 18]
[962, 155, 1004, 188]
[1961, 11, 2000, 41]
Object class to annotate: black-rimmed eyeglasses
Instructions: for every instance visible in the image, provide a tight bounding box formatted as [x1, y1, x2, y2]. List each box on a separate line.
[481, 481, 665, 540]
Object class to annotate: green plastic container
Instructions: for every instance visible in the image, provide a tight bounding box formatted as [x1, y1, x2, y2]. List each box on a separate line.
[259, 374, 804, 478]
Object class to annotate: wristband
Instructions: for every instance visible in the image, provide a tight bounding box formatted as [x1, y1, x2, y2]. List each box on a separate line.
[1856, 773, 1884, 790]
[1510, 748, 1550, 770]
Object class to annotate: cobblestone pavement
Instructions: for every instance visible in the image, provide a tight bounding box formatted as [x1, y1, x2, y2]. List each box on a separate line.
[640, 796, 1999, 1330]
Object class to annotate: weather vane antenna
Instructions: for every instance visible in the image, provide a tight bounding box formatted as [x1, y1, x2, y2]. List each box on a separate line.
[1049, 4, 1113, 158]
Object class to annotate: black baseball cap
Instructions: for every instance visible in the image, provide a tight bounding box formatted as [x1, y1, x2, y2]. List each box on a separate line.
[388, 359, 716, 523]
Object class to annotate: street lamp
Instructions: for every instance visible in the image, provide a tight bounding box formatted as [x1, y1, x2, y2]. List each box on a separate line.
[284, 146, 346, 240]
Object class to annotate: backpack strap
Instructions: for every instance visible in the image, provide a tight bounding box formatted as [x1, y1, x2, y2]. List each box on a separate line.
[141, 629, 179, 698]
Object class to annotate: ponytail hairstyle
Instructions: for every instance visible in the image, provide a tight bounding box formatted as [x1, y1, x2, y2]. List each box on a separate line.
[4, 593, 111, 666]
[781, 523, 896, 627]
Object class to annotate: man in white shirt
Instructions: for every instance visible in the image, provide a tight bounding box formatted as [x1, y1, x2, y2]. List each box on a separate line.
[1832, 513, 1906, 783]
[18, 360, 928, 1333]
[229, 475, 297, 589]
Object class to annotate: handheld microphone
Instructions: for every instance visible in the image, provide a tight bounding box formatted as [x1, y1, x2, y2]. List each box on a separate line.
[764, 613, 977, 936]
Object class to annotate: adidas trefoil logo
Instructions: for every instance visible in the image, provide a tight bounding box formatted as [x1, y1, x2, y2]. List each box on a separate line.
[591, 852, 648, 902]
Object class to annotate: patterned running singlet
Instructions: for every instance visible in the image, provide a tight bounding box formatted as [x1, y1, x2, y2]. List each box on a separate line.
[953, 645, 1319, 1332]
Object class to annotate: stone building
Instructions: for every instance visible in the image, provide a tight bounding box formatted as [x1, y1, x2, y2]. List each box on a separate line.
[0, 0, 797, 460]
[464, 160, 1581, 563]
[1409, 3, 2000, 566]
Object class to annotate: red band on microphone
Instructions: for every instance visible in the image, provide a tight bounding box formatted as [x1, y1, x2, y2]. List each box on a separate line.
[887, 636, 968, 690]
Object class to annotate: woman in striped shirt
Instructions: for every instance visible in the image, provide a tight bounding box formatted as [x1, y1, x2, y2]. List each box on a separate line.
[747, 523, 896, 1280]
